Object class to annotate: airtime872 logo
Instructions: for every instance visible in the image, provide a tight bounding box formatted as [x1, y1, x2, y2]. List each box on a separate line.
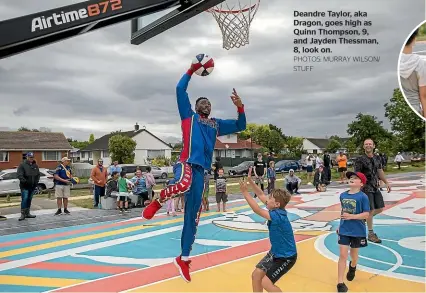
[31, 0, 123, 32]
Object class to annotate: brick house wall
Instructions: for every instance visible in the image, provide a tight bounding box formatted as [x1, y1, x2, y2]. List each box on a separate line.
[0, 151, 68, 170]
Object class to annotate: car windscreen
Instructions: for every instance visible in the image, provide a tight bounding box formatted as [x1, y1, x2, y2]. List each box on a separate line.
[275, 161, 286, 167]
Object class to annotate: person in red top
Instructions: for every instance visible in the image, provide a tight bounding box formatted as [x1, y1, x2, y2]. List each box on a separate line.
[90, 159, 108, 208]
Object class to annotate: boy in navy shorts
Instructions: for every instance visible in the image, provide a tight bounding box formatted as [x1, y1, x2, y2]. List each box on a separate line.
[239, 167, 297, 292]
[337, 171, 370, 292]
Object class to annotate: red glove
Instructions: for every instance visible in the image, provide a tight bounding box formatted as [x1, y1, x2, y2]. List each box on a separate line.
[187, 62, 202, 76]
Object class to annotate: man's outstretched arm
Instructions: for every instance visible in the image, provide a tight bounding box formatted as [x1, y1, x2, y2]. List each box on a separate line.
[216, 88, 247, 135]
[176, 68, 196, 120]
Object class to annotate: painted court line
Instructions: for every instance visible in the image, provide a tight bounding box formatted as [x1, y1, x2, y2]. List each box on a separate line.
[0, 204, 252, 272]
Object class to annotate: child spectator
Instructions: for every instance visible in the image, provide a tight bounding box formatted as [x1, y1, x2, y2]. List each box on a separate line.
[239, 166, 297, 292]
[118, 171, 131, 213]
[215, 168, 227, 212]
[202, 170, 210, 211]
[267, 161, 276, 194]
[336, 171, 370, 292]
[166, 198, 177, 217]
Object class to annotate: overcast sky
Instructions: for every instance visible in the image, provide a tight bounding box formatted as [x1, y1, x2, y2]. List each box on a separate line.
[0, 0, 424, 143]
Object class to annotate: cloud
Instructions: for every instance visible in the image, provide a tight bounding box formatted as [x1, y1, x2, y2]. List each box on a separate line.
[0, 0, 424, 142]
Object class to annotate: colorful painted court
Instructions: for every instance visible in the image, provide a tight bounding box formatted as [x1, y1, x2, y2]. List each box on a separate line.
[0, 173, 424, 292]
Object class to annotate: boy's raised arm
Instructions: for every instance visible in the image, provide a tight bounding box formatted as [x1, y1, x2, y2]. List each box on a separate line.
[247, 167, 268, 204]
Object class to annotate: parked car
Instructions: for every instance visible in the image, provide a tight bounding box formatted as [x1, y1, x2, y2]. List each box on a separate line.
[140, 165, 168, 179]
[298, 159, 307, 170]
[411, 154, 425, 163]
[119, 164, 168, 179]
[120, 164, 138, 177]
[0, 168, 55, 196]
[228, 161, 254, 176]
[275, 160, 300, 173]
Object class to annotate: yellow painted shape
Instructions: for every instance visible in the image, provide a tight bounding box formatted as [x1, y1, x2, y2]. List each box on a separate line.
[0, 205, 251, 258]
[130, 238, 426, 292]
[294, 230, 326, 236]
[0, 275, 84, 287]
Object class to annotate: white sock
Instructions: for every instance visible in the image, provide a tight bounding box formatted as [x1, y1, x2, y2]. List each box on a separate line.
[181, 256, 189, 261]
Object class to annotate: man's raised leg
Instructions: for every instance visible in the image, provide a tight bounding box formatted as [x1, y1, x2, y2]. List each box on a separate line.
[142, 162, 192, 220]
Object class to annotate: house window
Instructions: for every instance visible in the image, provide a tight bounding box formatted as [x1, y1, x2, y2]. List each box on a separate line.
[147, 150, 165, 158]
[103, 150, 109, 158]
[42, 151, 61, 161]
[0, 152, 8, 162]
[81, 152, 85, 159]
[313, 149, 318, 154]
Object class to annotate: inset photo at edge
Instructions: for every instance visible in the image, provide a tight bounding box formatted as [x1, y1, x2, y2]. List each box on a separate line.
[398, 21, 426, 121]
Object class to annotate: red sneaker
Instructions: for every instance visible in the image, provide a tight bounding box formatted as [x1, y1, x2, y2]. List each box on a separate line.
[142, 200, 162, 220]
[173, 256, 191, 282]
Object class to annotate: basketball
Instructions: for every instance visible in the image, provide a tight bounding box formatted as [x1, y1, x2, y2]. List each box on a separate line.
[192, 54, 214, 76]
[71, 177, 80, 184]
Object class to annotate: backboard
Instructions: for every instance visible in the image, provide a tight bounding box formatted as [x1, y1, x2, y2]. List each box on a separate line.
[130, 0, 225, 45]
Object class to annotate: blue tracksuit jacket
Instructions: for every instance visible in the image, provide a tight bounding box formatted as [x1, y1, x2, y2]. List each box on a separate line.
[177, 73, 247, 169]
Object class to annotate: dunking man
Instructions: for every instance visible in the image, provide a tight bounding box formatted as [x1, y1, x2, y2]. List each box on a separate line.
[142, 63, 247, 282]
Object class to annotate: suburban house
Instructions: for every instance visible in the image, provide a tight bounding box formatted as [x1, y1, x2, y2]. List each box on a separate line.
[303, 137, 349, 154]
[0, 131, 72, 170]
[80, 124, 172, 166]
[214, 133, 263, 159]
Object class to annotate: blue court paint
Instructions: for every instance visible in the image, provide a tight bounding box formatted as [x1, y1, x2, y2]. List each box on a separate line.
[394, 266, 426, 277]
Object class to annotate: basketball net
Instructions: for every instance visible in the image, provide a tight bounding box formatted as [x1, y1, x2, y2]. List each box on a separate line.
[207, 0, 260, 50]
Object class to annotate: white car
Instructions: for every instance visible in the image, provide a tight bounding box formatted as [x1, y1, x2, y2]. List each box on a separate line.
[0, 168, 55, 196]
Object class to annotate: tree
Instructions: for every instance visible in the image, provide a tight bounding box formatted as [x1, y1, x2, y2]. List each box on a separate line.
[89, 134, 95, 144]
[265, 130, 284, 153]
[268, 124, 287, 140]
[173, 143, 182, 151]
[238, 123, 259, 140]
[108, 135, 136, 164]
[284, 136, 304, 158]
[325, 139, 342, 153]
[347, 113, 392, 153]
[384, 89, 426, 154]
[344, 139, 357, 155]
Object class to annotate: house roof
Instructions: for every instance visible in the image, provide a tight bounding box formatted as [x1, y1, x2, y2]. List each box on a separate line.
[82, 129, 172, 151]
[305, 137, 350, 149]
[0, 131, 72, 150]
[215, 138, 263, 150]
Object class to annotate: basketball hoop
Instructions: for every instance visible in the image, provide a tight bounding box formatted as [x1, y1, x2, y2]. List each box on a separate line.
[207, 0, 260, 50]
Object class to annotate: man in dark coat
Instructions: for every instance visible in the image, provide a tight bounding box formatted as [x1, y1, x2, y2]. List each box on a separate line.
[17, 152, 40, 221]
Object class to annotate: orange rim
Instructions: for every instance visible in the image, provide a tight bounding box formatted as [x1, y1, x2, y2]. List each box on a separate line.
[207, 1, 259, 14]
